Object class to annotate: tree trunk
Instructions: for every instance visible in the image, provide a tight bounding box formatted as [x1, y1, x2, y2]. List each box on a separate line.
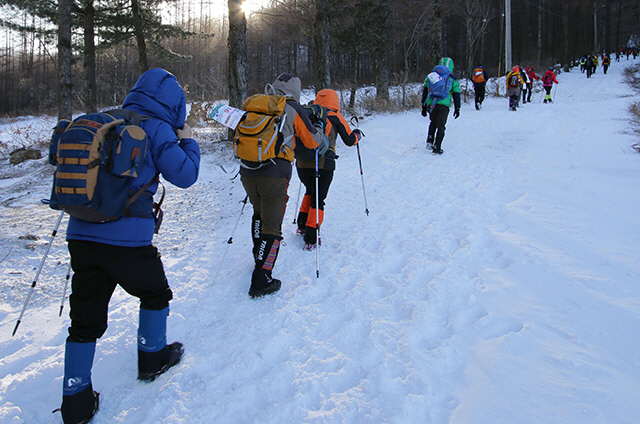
[131, 0, 149, 75]
[537, 0, 542, 69]
[313, 0, 331, 91]
[563, 1, 569, 71]
[58, 0, 73, 120]
[82, 0, 97, 113]
[228, 0, 248, 140]
[375, 0, 390, 101]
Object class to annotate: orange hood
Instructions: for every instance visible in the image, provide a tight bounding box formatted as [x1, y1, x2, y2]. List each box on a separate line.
[314, 89, 340, 111]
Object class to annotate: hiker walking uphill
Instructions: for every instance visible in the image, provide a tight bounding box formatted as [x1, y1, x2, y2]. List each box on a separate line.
[239, 73, 326, 298]
[505, 66, 525, 111]
[542, 67, 559, 103]
[519, 66, 531, 105]
[58, 68, 200, 424]
[295, 89, 362, 250]
[524, 67, 540, 103]
[585, 56, 594, 78]
[603, 54, 611, 74]
[472, 64, 489, 110]
[421, 57, 461, 155]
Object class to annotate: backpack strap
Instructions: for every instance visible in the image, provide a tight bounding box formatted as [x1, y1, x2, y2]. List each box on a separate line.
[125, 172, 165, 233]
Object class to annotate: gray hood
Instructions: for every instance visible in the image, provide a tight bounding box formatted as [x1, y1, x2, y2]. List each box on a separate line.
[272, 73, 301, 102]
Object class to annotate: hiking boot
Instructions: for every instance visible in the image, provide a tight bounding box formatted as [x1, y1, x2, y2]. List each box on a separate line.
[295, 228, 304, 235]
[60, 384, 99, 424]
[543, 99, 547, 103]
[426, 135, 434, 149]
[249, 269, 282, 298]
[296, 211, 308, 234]
[249, 234, 282, 298]
[432, 148, 444, 155]
[302, 237, 321, 251]
[138, 342, 184, 382]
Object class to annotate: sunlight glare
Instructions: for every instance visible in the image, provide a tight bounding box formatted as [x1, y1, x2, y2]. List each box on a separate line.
[241, 0, 263, 15]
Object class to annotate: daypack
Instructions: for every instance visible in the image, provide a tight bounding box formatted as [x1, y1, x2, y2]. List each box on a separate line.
[507, 73, 521, 88]
[542, 72, 554, 84]
[472, 68, 486, 84]
[233, 94, 293, 168]
[49, 109, 160, 224]
[425, 65, 452, 109]
[294, 104, 329, 161]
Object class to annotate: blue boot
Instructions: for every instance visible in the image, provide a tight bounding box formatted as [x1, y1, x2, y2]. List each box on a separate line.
[138, 307, 183, 381]
[61, 341, 99, 423]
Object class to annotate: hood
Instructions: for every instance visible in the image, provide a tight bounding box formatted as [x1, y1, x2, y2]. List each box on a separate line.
[122, 68, 187, 130]
[272, 73, 302, 102]
[439, 57, 454, 72]
[434, 65, 451, 76]
[314, 89, 340, 111]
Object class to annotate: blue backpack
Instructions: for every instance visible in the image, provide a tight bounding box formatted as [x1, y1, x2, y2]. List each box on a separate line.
[49, 109, 159, 224]
[425, 65, 453, 110]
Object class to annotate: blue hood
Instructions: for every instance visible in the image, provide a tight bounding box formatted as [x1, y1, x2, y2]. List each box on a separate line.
[122, 68, 186, 130]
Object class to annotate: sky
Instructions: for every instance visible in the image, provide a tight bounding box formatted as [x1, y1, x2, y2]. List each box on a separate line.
[1, 58, 640, 423]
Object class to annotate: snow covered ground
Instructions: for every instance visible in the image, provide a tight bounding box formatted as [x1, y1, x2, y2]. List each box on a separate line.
[1, 60, 640, 424]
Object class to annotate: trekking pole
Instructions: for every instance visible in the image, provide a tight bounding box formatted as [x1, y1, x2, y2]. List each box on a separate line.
[314, 148, 320, 279]
[12, 210, 65, 336]
[351, 116, 370, 216]
[292, 181, 302, 224]
[58, 261, 72, 317]
[212, 195, 249, 285]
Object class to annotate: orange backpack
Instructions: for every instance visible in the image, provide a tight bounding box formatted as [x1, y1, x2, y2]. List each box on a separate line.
[233, 94, 294, 167]
[472, 67, 486, 84]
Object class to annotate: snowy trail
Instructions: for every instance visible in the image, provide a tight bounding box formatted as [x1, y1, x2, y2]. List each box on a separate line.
[2, 60, 640, 423]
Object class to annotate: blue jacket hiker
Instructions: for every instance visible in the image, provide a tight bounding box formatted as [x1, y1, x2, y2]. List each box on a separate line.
[421, 57, 462, 154]
[59, 68, 200, 424]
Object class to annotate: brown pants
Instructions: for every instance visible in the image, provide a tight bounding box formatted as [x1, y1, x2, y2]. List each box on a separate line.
[241, 176, 289, 237]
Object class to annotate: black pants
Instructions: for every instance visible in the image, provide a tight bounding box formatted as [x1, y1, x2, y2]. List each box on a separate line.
[297, 167, 334, 212]
[67, 240, 172, 342]
[428, 104, 450, 150]
[526, 84, 534, 102]
[474, 84, 485, 107]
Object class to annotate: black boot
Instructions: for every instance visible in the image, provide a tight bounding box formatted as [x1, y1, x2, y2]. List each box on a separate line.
[249, 234, 282, 298]
[60, 384, 99, 424]
[138, 342, 184, 382]
[426, 134, 435, 149]
[296, 211, 308, 234]
[251, 215, 261, 258]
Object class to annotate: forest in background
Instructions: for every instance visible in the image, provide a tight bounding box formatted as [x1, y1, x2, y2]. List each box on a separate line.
[0, 0, 639, 118]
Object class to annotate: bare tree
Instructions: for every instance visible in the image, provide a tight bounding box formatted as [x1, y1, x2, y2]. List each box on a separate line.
[394, 0, 440, 107]
[58, 0, 73, 120]
[462, 0, 494, 79]
[228, 0, 248, 108]
[75, 0, 97, 113]
[313, 0, 331, 91]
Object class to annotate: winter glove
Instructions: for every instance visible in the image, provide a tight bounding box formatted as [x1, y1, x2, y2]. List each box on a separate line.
[352, 128, 365, 141]
[421, 106, 428, 117]
[453, 109, 460, 119]
[176, 124, 192, 140]
[316, 135, 330, 157]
